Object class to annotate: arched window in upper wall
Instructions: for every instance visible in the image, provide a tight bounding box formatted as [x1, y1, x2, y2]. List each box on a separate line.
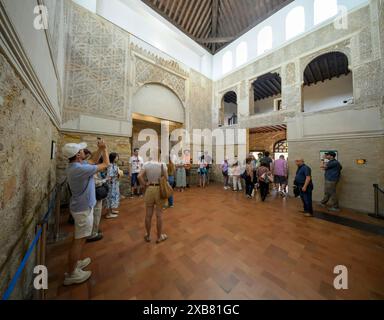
[314, 0, 338, 25]
[236, 42, 248, 67]
[222, 51, 233, 74]
[257, 26, 273, 55]
[286, 6, 305, 41]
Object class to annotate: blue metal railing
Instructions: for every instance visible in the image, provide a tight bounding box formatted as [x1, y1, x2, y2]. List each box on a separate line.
[1, 184, 59, 300]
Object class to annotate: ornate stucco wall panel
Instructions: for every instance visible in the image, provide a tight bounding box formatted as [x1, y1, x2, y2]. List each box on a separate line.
[189, 70, 213, 131]
[134, 56, 186, 104]
[64, 3, 129, 124]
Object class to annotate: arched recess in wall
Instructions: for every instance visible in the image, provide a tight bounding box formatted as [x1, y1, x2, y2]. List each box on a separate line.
[251, 72, 282, 115]
[236, 42, 248, 67]
[314, 0, 338, 25]
[222, 51, 233, 74]
[257, 26, 273, 55]
[219, 91, 238, 126]
[286, 6, 305, 41]
[132, 83, 185, 123]
[302, 51, 353, 113]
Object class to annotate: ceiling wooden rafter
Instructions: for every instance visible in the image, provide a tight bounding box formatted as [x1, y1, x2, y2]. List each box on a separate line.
[141, 0, 294, 54]
[252, 72, 281, 101]
[249, 124, 287, 134]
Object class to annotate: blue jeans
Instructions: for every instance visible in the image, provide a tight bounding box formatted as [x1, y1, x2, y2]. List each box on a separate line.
[299, 185, 313, 214]
[245, 177, 254, 196]
[168, 176, 174, 206]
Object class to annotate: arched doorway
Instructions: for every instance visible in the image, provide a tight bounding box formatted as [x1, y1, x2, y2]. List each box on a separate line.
[273, 139, 288, 160]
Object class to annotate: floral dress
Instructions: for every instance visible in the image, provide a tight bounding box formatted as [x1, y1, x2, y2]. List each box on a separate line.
[105, 164, 120, 209]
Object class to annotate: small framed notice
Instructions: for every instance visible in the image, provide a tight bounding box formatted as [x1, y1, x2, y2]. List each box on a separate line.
[51, 141, 56, 159]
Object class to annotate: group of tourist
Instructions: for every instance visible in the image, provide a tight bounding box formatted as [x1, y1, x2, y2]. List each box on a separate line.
[220, 150, 342, 218]
[221, 151, 288, 201]
[62, 139, 342, 286]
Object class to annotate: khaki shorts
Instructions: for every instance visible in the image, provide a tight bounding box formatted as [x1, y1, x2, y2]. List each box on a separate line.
[144, 186, 163, 207]
[71, 207, 94, 239]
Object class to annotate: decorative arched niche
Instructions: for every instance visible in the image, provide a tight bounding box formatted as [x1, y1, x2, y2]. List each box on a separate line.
[219, 91, 238, 126]
[132, 83, 185, 123]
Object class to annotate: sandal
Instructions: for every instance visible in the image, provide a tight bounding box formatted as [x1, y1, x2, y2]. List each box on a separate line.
[156, 234, 168, 244]
[144, 235, 151, 242]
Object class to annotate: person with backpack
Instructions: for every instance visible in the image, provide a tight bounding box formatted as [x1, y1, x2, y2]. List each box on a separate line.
[320, 151, 342, 212]
[257, 162, 273, 201]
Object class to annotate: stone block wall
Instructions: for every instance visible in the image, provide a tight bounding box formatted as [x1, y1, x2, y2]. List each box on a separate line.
[0, 53, 59, 299]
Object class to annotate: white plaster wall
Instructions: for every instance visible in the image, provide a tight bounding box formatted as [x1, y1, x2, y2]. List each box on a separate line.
[2, 0, 63, 121]
[287, 108, 384, 141]
[303, 73, 353, 112]
[133, 84, 185, 123]
[72, 0, 97, 12]
[93, 0, 212, 78]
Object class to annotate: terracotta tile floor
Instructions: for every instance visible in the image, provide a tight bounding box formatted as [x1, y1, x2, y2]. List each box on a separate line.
[46, 185, 384, 300]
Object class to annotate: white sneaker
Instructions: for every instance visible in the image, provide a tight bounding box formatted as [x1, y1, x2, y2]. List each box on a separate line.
[105, 213, 118, 219]
[76, 257, 91, 270]
[63, 268, 91, 286]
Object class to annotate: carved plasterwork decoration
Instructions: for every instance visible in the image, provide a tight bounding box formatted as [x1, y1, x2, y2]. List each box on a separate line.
[285, 62, 296, 86]
[239, 80, 247, 100]
[133, 53, 187, 104]
[131, 44, 189, 78]
[64, 4, 128, 120]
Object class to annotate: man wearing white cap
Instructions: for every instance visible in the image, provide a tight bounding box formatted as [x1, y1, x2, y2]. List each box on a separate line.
[62, 139, 110, 285]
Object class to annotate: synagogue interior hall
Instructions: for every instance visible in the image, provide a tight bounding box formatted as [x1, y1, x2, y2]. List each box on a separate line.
[0, 0, 384, 301]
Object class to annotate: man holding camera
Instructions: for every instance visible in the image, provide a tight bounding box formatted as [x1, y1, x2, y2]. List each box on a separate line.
[62, 139, 110, 286]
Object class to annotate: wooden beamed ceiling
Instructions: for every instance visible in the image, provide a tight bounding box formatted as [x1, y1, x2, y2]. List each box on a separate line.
[304, 52, 350, 86]
[252, 72, 281, 101]
[141, 0, 294, 54]
[249, 124, 287, 134]
[223, 91, 237, 104]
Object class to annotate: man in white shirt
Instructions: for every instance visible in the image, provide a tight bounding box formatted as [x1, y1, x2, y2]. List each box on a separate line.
[129, 148, 144, 197]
